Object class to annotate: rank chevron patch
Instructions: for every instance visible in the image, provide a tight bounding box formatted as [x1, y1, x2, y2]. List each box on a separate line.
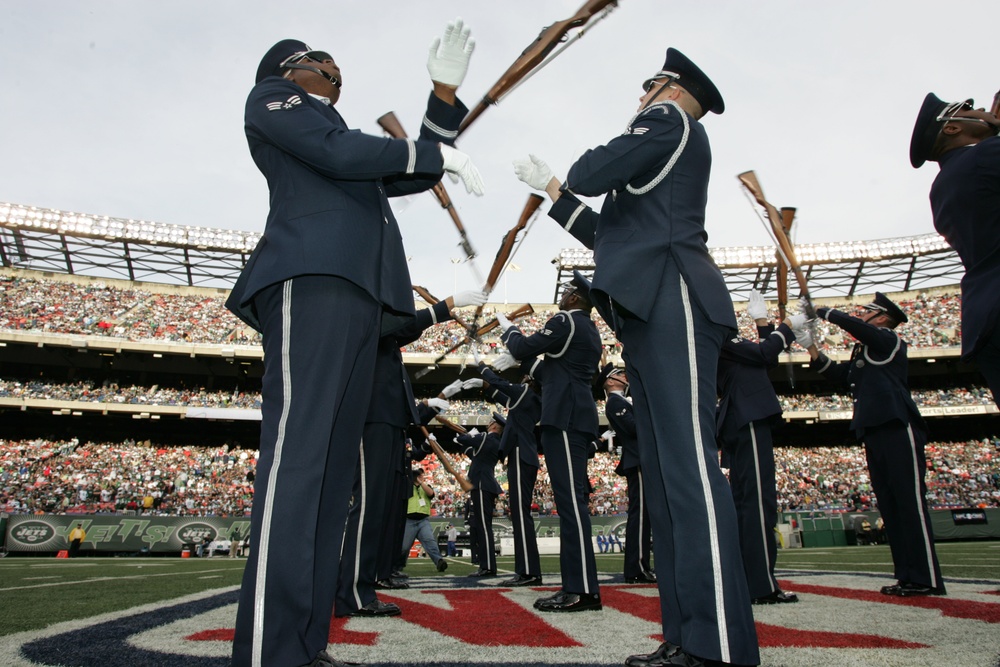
[265, 95, 302, 111]
[2, 572, 999, 666]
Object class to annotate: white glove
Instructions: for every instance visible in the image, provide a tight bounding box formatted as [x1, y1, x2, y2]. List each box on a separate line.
[493, 352, 517, 372]
[794, 327, 814, 349]
[601, 429, 615, 440]
[427, 17, 475, 87]
[452, 289, 487, 309]
[426, 397, 450, 413]
[472, 346, 482, 364]
[495, 312, 512, 331]
[512, 154, 554, 191]
[441, 379, 464, 399]
[787, 312, 811, 330]
[427, 433, 438, 444]
[466, 427, 480, 438]
[746, 289, 768, 321]
[440, 145, 485, 196]
[462, 378, 484, 390]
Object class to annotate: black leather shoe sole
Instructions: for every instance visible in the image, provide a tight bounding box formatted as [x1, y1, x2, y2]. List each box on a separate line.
[504, 575, 543, 587]
[535, 592, 602, 612]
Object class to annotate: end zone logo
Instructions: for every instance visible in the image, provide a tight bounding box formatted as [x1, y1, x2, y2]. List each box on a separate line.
[177, 523, 217, 544]
[10, 520, 56, 546]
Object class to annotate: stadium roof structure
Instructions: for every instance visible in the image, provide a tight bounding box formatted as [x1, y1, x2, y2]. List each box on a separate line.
[0, 201, 965, 299]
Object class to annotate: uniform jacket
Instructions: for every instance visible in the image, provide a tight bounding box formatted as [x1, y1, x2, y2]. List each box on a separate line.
[501, 309, 601, 437]
[605, 392, 639, 474]
[456, 431, 503, 495]
[930, 136, 1000, 359]
[716, 322, 792, 437]
[478, 363, 541, 468]
[367, 300, 454, 427]
[546, 102, 736, 332]
[226, 79, 466, 331]
[810, 309, 924, 437]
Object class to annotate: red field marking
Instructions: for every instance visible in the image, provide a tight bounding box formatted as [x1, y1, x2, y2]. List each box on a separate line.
[186, 616, 380, 646]
[755, 623, 929, 649]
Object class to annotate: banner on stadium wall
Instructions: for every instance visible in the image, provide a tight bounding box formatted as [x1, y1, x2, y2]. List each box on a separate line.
[3, 515, 251, 554]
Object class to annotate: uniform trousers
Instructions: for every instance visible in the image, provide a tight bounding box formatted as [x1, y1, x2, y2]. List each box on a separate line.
[616, 259, 759, 666]
[863, 421, 944, 590]
[622, 467, 654, 580]
[507, 451, 542, 577]
[467, 487, 498, 572]
[722, 420, 779, 599]
[972, 325, 1000, 409]
[540, 426, 599, 596]
[335, 422, 404, 616]
[387, 462, 411, 576]
[233, 276, 380, 667]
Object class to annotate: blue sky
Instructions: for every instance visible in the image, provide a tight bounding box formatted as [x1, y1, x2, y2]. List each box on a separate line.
[1, 0, 993, 303]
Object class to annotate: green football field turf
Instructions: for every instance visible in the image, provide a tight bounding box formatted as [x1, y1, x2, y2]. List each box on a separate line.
[0, 541, 996, 637]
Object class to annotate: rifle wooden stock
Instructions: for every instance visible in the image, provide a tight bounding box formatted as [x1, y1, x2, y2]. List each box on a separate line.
[776, 207, 796, 320]
[411, 285, 473, 332]
[432, 413, 468, 435]
[457, 0, 618, 136]
[420, 427, 473, 492]
[738, 171, 814, 316]
[377, 111, 476, 259]
[430, 303, 535, 365]
[992, 90, 1000, 118]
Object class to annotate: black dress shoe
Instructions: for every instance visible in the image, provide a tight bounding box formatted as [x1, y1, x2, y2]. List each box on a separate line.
[349, 599, 401, 617]
[503, 574, 543, 587]
[469, 568, 497, 578]
[625, 573, 658, 584]
[391, 569, 408, 579]
[306, 649, 361, 666]
[436, 558, 449, 572]
[752, 589, 799, 605]
[375, 578, 409, 590]
[534, 591, 602, 612]
[882, 581, 947, 597]
[624, 642, 680, 667]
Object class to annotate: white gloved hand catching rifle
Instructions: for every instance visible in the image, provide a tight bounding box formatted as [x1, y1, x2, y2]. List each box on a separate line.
[787, 311, 811, 330]
[441, 379, 464, 399]
[427, 17, 475, 87]
[493, 352, 517, 372]
[440, 145, 485, 196]
[512, 154, 554, 191]
[746, 289, 768, 321]
[793, 326, 814, 349]
[426, 397, 450, 413]
[452, 289, 488, 309]
[495, 312, 512, 332]
[462, 378, 484, 390]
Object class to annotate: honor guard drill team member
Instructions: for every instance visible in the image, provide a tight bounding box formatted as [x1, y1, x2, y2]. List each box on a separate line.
[800, 293, 946, 598]
[910, 93, 1000, 407]
[455, 412, 506, 577]
[717, 290, 802, 605]
[334, 291, 485, 620]
[598, 363, 655, 584]
[225, 21, 484, 667]
[497, 271, 603, 612]
[513, 49, 759, 666]
[472, 351, 544, 586]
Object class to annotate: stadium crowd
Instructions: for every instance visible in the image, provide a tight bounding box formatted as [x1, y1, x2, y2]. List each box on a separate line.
[0, 274, 966, 353]
[2, 437, 996, 517]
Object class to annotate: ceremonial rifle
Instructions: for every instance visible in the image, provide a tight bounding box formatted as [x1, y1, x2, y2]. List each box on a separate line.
[775, 207, 796, 321]
[457, 0, 619, 137]
[411, 284, 472, 330]
[419, 426, 473, 492]
[378, 111, 478, 260]
[414, 302, 535, 379]
[737, 171, 815, 318]
[475, 194, 544, 318]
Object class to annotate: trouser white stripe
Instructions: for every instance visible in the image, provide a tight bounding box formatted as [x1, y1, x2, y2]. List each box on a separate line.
[749, 423, 777, 591]
[513, 455, 530, 572]
[351, 440, 368, 608]
[562, 430, 590, 595]
[678, 275, 729, 662]
[477, 488, 493, 570]
[252, 279, 294, 667]
[907, 424, 938, 587]
[637, 469, 650, 575]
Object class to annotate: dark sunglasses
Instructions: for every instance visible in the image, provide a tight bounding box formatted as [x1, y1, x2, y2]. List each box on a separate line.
[281, 50, 334, 67]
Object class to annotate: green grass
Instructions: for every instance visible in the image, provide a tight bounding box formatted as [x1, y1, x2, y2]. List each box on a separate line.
[0, 541, 997, 637]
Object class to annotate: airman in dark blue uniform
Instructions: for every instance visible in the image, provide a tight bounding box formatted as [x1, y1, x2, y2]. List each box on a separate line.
[599, 364, 655, 585]
[717, 292, 801, 605]
[475, 360, 544, 586]
[227, 24, 483, 667]
[804, 293, 945, 598]
[456, 413, 505, 576]
[514, 49, 758, 666]
[910, 93, 1000, 407]
[498, 272, 603, 613]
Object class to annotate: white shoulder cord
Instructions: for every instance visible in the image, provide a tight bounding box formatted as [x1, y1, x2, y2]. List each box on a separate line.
[623, 100, 690, 196]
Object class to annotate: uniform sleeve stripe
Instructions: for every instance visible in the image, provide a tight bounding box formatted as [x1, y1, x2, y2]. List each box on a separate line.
[770, 330, 789, 347]
[406, 139, 416, 174]
[564, 203, 587, 233]
[423, 116, 458, 139]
